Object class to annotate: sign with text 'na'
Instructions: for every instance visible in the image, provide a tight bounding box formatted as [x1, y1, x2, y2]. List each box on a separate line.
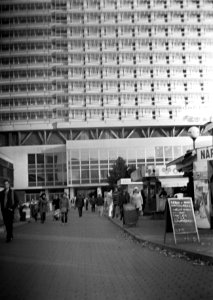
[197, 147, 213, 161]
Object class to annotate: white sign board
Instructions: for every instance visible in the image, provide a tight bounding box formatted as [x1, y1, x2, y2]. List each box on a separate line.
[197, 147, 213, 161]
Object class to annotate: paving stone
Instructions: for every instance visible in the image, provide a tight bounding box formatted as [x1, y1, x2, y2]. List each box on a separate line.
[0, 210, 213, 300]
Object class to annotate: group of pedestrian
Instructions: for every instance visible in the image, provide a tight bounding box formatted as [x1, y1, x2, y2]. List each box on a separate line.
[0, 178, 145, 244]
[52, 193, 70, 224]
[110, 186, 145, 222]
[74, 193, 105, 217]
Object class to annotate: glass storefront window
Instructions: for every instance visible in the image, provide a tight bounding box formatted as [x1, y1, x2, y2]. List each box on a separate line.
[146, 148, 155, 163]
[28, 154, 35, 164]
[37, 153, 44, 164]
[155, 146, 164, 163]
[66, 143, 191, 186]
[81, 169, 90, 184]
[108, 149, 117, 163]
[100, 169, 108, 183]
[174, 146, 182, 158]
[127, 148, 136, 164]
[164, 146, 173, 162]
[155, 146, 163, 158]
[37, 173, 45, 185]
[91, 169, 99, 183]
[90, 149, 98, 164]
[46, 153, 53, 164]
[117, 148, 127, 160]
[28, 152, 66, 187]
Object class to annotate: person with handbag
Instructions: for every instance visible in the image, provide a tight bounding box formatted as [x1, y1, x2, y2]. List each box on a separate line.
[0, 179, 19, 243]
[59, 192, 69, 224]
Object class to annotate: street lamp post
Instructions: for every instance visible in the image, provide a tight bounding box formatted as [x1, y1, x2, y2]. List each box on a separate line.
[188, 126, 200, 150]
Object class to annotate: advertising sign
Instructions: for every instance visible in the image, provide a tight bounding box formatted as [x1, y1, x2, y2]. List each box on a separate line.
[197, 147, 213, 161]
[167, 197, 200, 244]
[194, 179, 211, 229]
[193, 157, 212, 229]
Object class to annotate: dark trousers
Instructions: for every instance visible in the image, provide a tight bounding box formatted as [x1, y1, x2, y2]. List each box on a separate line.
[120, 206, 124, 221]
[2, 210, 14, 240]
[91, 205, 95, 212]
[78, 207, 83, 217]
[61, 211, 68, 223]
[112, 204, 119, 218]
[40, 212, 46, 223]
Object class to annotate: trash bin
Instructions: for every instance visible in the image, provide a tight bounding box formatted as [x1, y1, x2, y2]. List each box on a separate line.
[123, 203, 138, 226]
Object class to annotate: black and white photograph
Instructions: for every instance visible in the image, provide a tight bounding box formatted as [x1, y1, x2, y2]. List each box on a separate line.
[0, 0, 213, 299]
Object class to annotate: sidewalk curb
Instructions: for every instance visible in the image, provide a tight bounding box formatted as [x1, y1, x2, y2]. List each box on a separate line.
[108, 217, 213, 265]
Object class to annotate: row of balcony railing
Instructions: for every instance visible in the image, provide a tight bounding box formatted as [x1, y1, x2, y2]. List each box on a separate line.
[1, 12, 213, 21]
[0, 75, 211, 85]
[1, 31, 213, 42]
[0, 106, 209, 125]
[1, 45, 212, 55]
[0, 87, 209, 97]
[1, 6, 213, 18]
[1, 42, 212, 52]
[0, 51, 212, 60]
[0, 73, 210, 81]
[0, 88, 209, 97]
[0, 77, 211, 85]
[0, 100, 203, 108]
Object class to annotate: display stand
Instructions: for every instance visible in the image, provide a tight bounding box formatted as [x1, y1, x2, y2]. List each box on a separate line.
[164, 197, 200, 244]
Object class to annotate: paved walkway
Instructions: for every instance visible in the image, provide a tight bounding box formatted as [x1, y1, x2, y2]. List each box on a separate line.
[0, 210, 213, 300]
[1, 210, 213, 264]
[109, 214, 213, 264]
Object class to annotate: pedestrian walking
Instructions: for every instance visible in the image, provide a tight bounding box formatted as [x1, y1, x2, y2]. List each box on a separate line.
[75, 193, 84, 217]
[59, 192, 69, 224]
[119, 190, 130, 221]
[112, 187, 120, 218]
[39, 192, 48, 223]
[70, 197, 76, 209]
[131, 187, 143, 216]
[0, 179, 19, 243]
[90, 195, 96, 213]
[31, 199, 39, 222]
[96, 194, 104, 216]
[52, 195, 60, 221]
[105, 190, 113, 217]
[85, 196, 89, 211]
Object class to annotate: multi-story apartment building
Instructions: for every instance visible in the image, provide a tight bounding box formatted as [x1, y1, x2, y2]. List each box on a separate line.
[0, 0, 213, 201]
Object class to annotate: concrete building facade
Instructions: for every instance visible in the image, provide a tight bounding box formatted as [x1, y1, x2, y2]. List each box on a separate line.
[0, 0, 213, 200]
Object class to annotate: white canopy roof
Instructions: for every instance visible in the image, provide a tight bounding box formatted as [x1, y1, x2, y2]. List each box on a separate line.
[160, 177, 188, 188]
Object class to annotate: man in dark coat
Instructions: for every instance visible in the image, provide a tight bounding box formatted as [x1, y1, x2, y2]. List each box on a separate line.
[96, 194, 104, 216]
[0, 179, 19, 243]
[75, 193, 84, 217]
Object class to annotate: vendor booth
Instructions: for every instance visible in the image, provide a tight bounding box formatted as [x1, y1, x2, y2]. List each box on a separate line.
[129, 166, 188, 213]
[157, 177, 189, 212]
[117, 178, 143, 196]
[167, 147, 213, 229]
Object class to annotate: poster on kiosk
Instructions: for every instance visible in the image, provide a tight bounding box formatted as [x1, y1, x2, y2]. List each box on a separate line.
[194, 147, 213, 229]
